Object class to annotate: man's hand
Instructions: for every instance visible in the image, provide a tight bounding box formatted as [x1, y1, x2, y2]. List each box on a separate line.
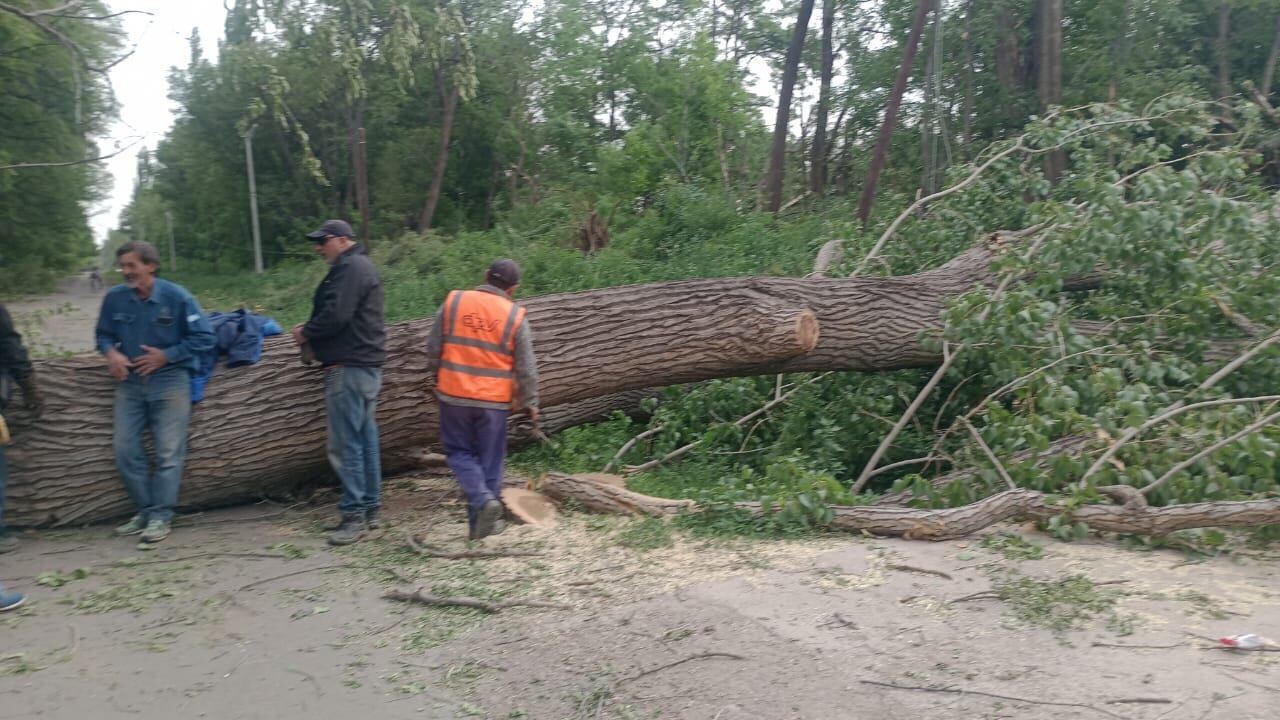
[133, 345, 169, 376]
[291, 324, 307, 346]
[526, 406, 540, 424]
[105, 348, 133, 381]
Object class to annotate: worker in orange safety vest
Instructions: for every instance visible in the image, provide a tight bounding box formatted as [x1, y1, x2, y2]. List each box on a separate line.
[426, 259, 539, 540]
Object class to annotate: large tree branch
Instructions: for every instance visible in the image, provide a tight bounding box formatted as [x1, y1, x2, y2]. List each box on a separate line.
[541, 473, 1280, 541]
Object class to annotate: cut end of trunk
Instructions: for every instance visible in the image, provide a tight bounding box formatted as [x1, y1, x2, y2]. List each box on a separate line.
[796, 309, 820, 353]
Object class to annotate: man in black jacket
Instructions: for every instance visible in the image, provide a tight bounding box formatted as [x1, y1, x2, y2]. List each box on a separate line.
[0, 303, 43, 555]
[292, 220, 386, 545]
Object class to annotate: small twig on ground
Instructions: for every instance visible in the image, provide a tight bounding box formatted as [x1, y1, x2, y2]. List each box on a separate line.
[113, 551, 291, 567]
[887, 563, 953, 580]
[1196, 692, 1245, 720]
[363, 615, 406, 637]
[405, 532, 542, 559]
[1091, 642, 1182, 650]
[947, 591, 1001, 604]
[373, 566, 415, 584]
[1216, 670, 1280, 693]
[860, 679, 1128, 719]
[40, 545, 91, 555]
[384, 588, 571, 613]
[286, 667, 323, 696]
[819, 613, 858, 630]
[238, 564, 349, 591]
[179, 501, 308, 526]
[65, 624, 79, 662]
[626, 652, 746, 682]
[1106, 698, 1172, 704]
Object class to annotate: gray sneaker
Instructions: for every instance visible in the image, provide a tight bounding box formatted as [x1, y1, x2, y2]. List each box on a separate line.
[115, 514, 147, 536]
[141, 519, 171, 544]
[327, 514, 366, 546]
[0, 535, 17, 554]
[366, 508, 383, 529]
[472, 500, 503, 540]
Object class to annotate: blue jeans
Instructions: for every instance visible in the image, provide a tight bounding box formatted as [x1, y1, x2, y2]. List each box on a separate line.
[0, 443, 8, 535]
[113, 370, 192, 523]
[324, 366, 383, 516]
[439, 401, 509, 528]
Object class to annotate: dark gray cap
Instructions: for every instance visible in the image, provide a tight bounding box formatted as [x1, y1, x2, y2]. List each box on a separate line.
[305, 219, 354, 241]
[486, 258, 521, 289]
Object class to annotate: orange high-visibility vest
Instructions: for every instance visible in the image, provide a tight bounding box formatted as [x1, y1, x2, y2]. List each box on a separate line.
[436, 289, 527, 404]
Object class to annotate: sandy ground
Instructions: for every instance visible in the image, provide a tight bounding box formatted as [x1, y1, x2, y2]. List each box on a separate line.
[4, 273, 104, 356]
[2, 474, 1279, 720]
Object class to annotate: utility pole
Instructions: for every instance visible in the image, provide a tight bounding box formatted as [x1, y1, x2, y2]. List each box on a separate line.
[165, 210, 176, 271]
[243, 125, 264, 273]
[355, 127, 371, 250]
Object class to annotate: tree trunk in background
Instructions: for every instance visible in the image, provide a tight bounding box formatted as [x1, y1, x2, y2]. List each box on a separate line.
[1038, 0, 1065, 184]
[1217, 3, 1231, 99]
[961, 0, 974, 148]
[855, 0, 931, 225]
[920, 0, 941, 196]
[1262, 14, 1280, 98]
[809, 0, 836, 194]
[763, 0, 816, 212]
[418, 82, 461, 231]
[994, 0, 1021, 95]
[7, 237, 1045, 527]
[1108, 0, 1132, 103]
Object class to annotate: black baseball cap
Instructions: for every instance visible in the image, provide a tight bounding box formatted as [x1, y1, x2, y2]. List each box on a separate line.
[305, 219, 354, 241]
[486, 258, 522, 289]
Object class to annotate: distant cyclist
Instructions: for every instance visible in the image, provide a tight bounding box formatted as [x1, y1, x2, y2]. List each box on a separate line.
[89, 266, 103, 291]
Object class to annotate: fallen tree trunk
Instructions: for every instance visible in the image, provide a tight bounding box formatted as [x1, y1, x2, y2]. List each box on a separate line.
[10, 238, 1034, 526]
[540, 473, 1280, 540]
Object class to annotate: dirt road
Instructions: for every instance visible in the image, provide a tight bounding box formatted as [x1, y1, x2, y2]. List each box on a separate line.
[2, 475, 1278, 720]
[4, 273, 103, 356]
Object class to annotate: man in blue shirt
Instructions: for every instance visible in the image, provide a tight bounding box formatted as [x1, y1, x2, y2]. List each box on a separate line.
[95, 241, 214, 544]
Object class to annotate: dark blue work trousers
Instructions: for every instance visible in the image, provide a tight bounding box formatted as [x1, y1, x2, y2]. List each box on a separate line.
[438, 401, 508, 529]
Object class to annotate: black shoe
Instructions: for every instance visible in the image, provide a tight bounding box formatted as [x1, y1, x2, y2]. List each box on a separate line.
[366, 508, 383, 529]
[327, 513, 366, 546]
[472, 500, 503, 540]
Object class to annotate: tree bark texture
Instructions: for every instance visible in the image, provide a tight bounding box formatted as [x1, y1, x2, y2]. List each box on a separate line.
[540, 473, 1280, 541]
[1038, 0, 1065, 183]
[763, 0, 816, 213]
[856, 0, 931, 224]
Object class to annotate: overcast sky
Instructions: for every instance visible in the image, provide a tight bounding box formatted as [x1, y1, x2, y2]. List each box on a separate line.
[92, 1, 227, 245]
